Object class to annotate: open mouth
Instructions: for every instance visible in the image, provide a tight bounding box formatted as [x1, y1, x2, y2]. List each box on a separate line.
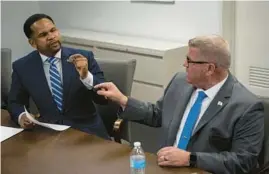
[50, 41, 59, 47]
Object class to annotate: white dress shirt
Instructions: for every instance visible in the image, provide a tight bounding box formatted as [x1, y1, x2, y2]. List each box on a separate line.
[173, 75, 228, 147]
[18, 49, 94, 122]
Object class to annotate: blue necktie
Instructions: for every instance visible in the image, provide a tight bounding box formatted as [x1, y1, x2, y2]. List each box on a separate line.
[177, 91, 207, 150]
[47, 57, 63, 112]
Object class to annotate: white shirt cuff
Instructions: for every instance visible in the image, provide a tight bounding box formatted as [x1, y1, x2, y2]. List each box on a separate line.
[18, 112, 25, 123]
[80, 71, 94, 90]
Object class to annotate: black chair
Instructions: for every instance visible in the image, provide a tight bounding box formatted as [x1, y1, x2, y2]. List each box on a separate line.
[257, 161, 269, 174]
[264, 99, 269, 165]
[95, 58, 136, 143]
[256, 97, 269, 173]
[1, 48, 12, 109]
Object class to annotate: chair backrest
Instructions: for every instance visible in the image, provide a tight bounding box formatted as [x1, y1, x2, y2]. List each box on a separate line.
[1, 48, 12, 109]
[95, 58, 136, 142]
[259, 97, 269, 166]
[257, 161, 269, 174]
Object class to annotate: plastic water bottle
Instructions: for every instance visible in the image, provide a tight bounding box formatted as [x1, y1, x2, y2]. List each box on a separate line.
[130, 142, 146, 174]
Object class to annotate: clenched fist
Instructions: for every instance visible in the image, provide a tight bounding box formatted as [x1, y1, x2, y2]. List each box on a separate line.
[68, 54, 88, 79]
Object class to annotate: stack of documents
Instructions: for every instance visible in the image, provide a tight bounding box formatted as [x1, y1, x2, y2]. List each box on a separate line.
[1, 108, 71, 142]
[24, 106, 70, 131]
[1, 126, 23, 142]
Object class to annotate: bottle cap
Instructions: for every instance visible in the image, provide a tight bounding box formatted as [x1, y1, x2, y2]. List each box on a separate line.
[134, 142, 141, 147]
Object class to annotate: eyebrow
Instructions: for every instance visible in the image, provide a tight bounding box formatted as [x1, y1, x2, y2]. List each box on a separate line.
[37, 27, 56, 37]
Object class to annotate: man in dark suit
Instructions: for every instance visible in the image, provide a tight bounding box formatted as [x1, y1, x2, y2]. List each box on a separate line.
[8, 13, 110, 139]
[95, 35, 265, 173]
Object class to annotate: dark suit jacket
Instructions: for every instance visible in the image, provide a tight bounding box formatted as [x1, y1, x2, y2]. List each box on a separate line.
[121, 72, 264, 174]
[8, 47, 108, 137]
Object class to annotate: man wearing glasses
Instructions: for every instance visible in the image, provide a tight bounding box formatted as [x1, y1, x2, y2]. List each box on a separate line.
[94, 35, 264, 174]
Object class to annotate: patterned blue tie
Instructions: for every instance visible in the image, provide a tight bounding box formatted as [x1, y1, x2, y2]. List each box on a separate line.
[177, 91, 207, 150]
[47, 57, 63, 112]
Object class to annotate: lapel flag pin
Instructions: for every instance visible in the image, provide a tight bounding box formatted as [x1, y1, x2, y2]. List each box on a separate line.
[217, 101, 223, 106]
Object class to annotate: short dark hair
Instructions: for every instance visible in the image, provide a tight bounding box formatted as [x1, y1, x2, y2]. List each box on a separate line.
[23, 13, 54, 39]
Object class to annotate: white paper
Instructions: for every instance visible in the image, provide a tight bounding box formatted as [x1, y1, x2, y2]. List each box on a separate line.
[1, 126, 24, 142]
[24, 106, 70, 131]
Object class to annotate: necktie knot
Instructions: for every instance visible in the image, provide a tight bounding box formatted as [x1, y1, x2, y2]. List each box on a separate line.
[47, 57, 57, 64]
[197, 91, 207, 101]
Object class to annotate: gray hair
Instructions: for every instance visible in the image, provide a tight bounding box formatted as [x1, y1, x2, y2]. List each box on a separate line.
[188, 35, 231, 69]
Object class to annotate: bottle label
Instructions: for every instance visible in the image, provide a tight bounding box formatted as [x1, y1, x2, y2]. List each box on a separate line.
[131, 159, 146, 169]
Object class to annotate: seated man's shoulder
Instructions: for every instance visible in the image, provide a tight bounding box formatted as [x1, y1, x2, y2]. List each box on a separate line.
[171, 72, 187, 83]
[166, 72, 191, 90]
[13, 50, 38, 68]
[231, 78, 262, 107]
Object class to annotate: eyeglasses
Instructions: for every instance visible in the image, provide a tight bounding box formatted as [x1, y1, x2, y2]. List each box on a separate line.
[186, 56, 210, 65]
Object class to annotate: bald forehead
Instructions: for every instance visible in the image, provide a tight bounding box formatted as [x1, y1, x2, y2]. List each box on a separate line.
[188, 47, 200, 57]
[189, 47, 199, 55]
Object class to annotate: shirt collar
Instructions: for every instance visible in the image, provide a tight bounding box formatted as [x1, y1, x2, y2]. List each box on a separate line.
[197, 74, 229, 100]
[40, 49, 62, 63]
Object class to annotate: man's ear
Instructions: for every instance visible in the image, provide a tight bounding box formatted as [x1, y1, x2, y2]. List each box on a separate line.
[206, 63, 216, 76]
[28, 39, 37, 49]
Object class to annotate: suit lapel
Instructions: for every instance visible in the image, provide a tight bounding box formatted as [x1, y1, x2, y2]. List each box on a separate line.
[166, 84, 195, 146]
[61, 47, 76, 109]
[192, 73, 234, 136]
[28, 51, 55, 105]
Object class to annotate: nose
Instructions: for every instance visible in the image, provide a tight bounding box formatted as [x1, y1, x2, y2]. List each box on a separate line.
[47, 32, 55, 40]
[183, 59, 188, 68]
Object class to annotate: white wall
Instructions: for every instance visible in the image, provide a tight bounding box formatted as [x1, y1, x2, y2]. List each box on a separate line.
[235, 1, 269, 97]
[1, 1, 40, 61]
[1, 1, 223, 60]
[39, 1, 222, 44]
[3, 1, 268, 97]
